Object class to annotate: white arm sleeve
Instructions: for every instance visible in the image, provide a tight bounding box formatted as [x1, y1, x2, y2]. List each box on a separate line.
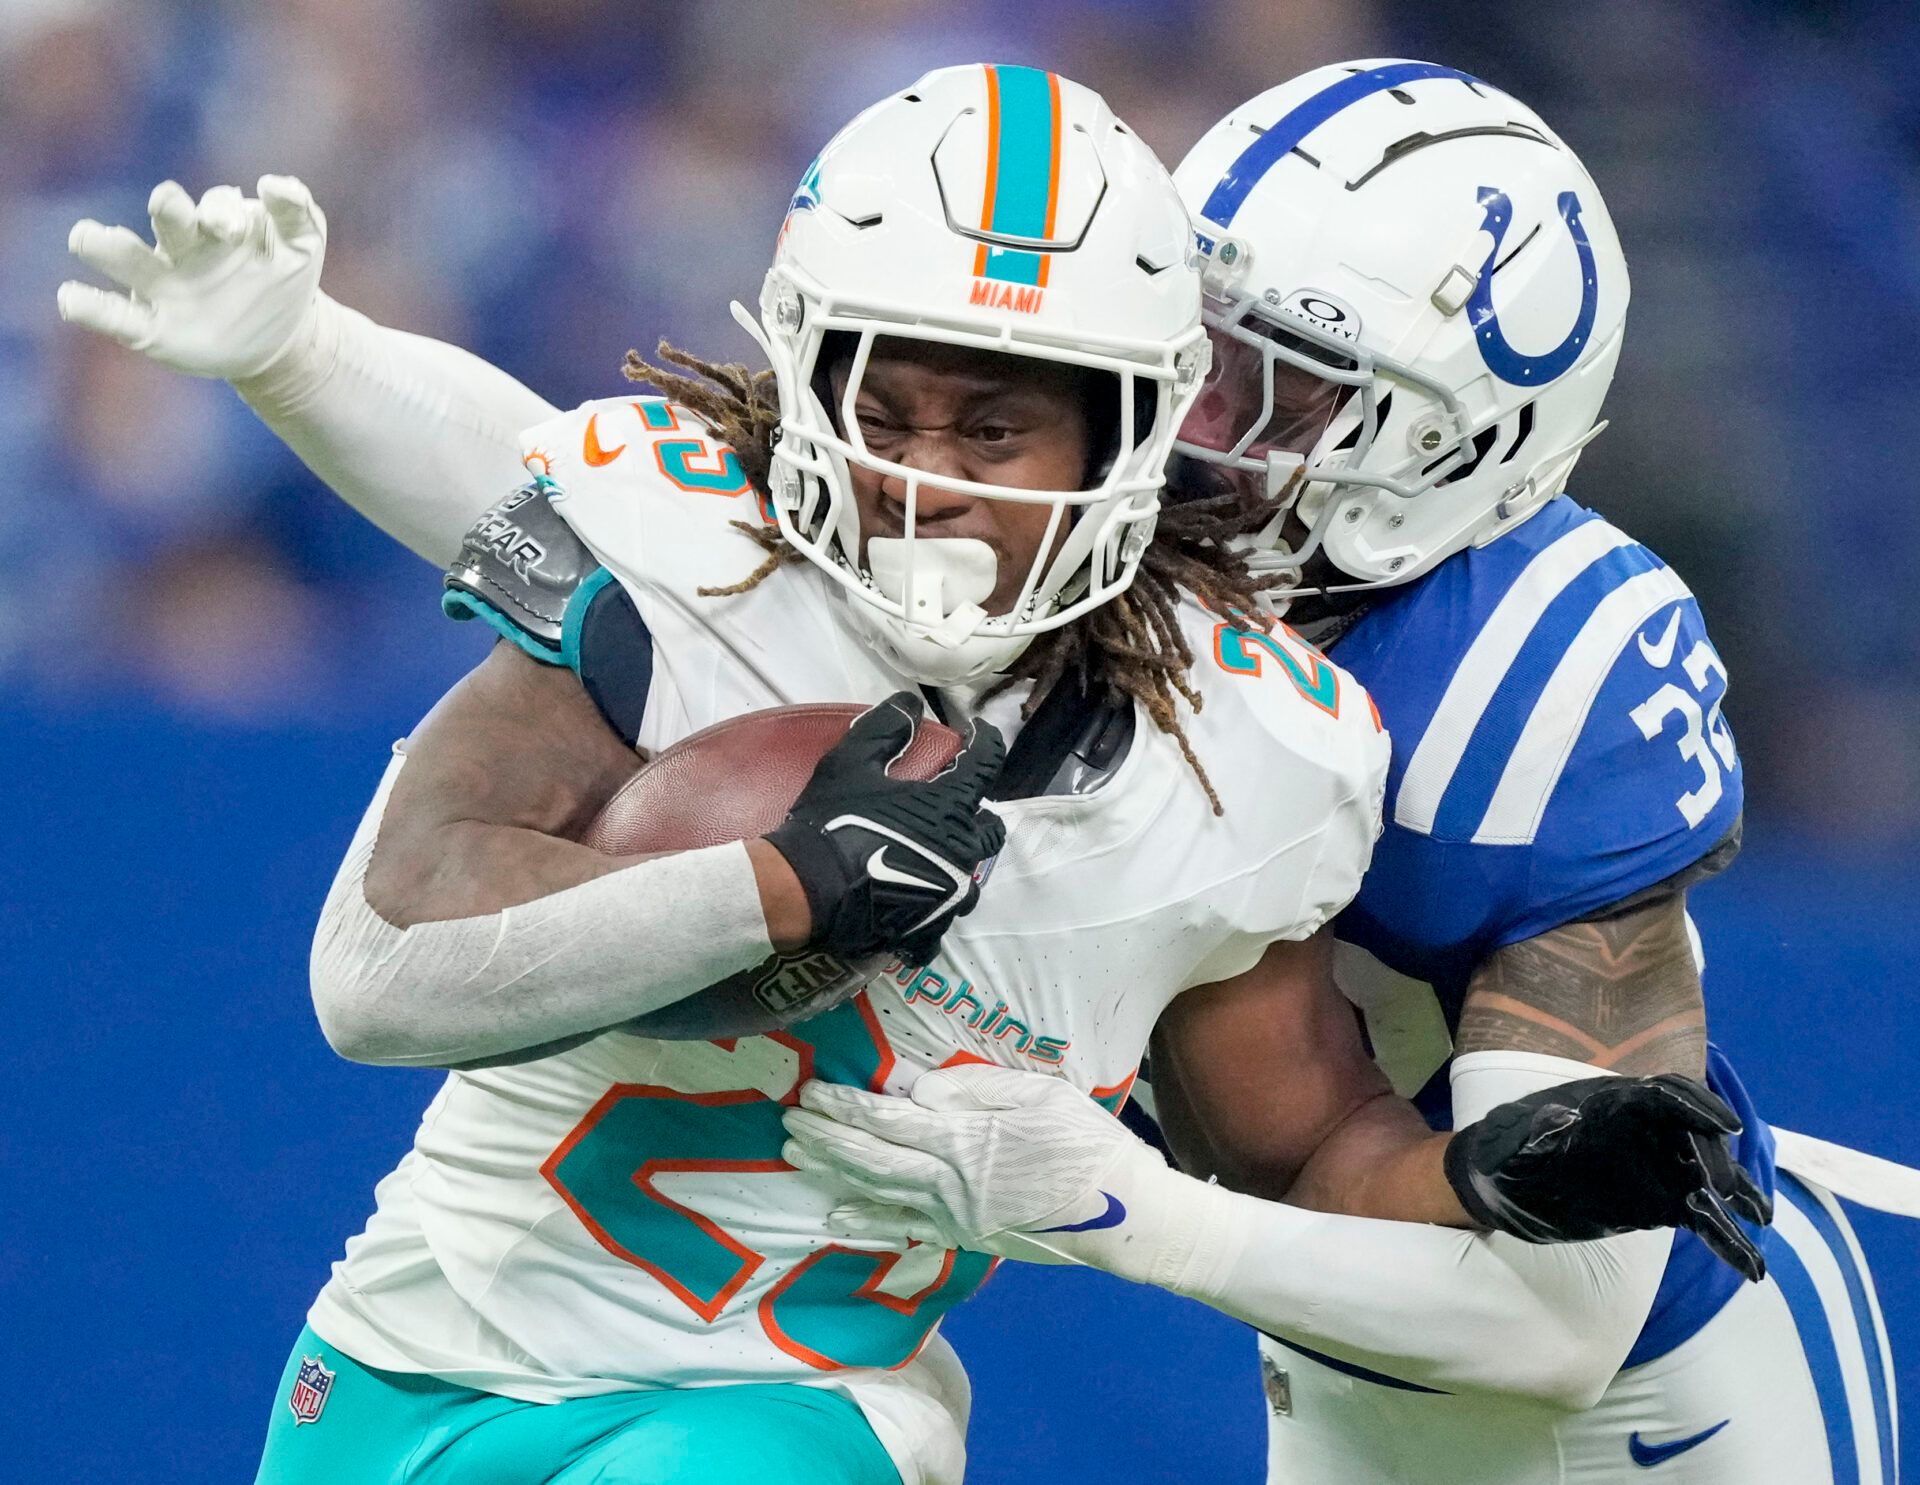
[311, 751, 775, 1068]
[1134, 1050, 1670, 1410]
[233, 294, 559, 566]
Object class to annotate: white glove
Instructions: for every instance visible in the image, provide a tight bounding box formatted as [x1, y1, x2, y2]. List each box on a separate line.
[58, 176, 328, 380]
[782, 1064, 1214, 1286]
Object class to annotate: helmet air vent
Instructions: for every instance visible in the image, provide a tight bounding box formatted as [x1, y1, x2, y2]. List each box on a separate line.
[1345, 122, 1554, 193]
[1491, 219, 1541, 275]
[1426, 424, 1499, 482]
[1497, 401, 1537, 465]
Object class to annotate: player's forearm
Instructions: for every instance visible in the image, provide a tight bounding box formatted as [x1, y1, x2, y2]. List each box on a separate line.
[311, 756, 778, 1068]
[1022, 1054, 1681, 1404]
[973, 1125, 1667, 1407]
[233, 294, 558, 566]
[1282, 1094, 1472, 1228]
[1160, 1169, 1670, 1408]
[371, 812, 810, 952]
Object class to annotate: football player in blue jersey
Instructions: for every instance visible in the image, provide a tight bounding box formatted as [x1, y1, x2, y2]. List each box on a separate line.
[55, 60, 1887, 1485]
[780, 61, 1905, 1485]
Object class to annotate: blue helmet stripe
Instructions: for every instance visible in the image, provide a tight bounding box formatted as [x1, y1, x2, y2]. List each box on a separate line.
[1200, 61, 1485, 229]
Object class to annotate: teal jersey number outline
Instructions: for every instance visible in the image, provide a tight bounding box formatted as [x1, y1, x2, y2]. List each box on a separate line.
[541, 994, 996, 1372]
[628, 397, 775, 523]
[629, 397, 752, 497]
[1211, 620, 1342, 716]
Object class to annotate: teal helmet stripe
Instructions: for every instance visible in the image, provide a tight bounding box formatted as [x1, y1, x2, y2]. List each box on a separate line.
[979, 65, 1060, 286]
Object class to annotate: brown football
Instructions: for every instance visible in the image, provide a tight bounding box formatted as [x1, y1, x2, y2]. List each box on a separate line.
[584, 702, 965, 1039]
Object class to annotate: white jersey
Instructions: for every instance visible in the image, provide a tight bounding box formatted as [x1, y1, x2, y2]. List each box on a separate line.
[1258, 1170, 1897, 1484]
[309, 395, 1389, 1485]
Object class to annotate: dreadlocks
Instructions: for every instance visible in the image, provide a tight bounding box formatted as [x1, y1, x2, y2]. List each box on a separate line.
[623, 341, 1280, 813]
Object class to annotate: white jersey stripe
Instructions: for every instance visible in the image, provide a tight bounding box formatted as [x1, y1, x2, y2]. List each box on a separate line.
[1814, 1180, 1902, 1480]
[1473, 565, 1691, 844]
[1394, 520, 1634, 834]
[1774, 1191, 1889, 1484]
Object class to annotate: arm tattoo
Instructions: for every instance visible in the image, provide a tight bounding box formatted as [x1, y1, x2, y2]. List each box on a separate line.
[1455, 891, 1708, 1077]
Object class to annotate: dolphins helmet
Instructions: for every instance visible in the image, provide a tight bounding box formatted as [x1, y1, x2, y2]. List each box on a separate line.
[1172, 59, 1630, 602]
[743, 63, 1209, 684]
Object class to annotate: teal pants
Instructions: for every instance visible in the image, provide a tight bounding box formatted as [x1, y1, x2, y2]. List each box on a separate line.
[255, 1326, 901, 1484]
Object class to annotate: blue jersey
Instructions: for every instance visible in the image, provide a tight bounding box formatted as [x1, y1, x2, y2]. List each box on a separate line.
[1325, 494, 1771, 1367]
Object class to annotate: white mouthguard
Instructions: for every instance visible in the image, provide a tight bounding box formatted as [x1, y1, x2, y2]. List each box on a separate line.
[866, 537, 999, 647]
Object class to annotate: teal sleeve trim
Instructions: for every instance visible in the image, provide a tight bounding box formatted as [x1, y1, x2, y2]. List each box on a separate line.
[441, 589, 564, 666]
[558, 566, 617, 676]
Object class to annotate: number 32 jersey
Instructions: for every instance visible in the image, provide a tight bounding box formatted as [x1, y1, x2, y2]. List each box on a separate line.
[1324, 493, 1765, 1369]
[306, 397, 1389, 1485]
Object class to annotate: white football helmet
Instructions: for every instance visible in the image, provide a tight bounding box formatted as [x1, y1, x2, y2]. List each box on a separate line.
[1171, 59, 1630, 602]
[738, 64, 1209, 684]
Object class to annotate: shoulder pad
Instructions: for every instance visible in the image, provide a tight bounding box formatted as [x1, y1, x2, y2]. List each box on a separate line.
[443, 476, 596, 660]
[442, 475, 657, 741]
[1344, 513, 1743, 949]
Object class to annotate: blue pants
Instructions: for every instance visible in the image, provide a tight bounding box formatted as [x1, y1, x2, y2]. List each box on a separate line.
[255, 1326, 901, 1484]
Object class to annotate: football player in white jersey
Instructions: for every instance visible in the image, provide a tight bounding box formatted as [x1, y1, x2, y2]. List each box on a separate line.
[60, 63, 1774, 1485]
[779, 61, 1907, 1485]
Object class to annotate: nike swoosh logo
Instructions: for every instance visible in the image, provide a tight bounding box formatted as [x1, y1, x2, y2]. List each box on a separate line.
[825, 815, 971, 931]
[1035, 1192, 1126, 1233]
[865, 847, 943, 895]
[1628, 1420, 1729, 1467]
[582, 413, 626, 467]
[1637, 607, 1682, 668]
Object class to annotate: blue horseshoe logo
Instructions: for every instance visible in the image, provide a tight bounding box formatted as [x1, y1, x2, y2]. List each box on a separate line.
[1467, 188, 1597, 385]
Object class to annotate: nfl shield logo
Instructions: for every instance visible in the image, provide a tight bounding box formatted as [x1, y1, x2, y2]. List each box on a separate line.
[289, 1355, 335, 1425]
[1260, 1352, 1292, 1417]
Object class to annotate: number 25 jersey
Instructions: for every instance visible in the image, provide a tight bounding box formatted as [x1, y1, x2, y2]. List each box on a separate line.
[306, 396, 1389, 1485]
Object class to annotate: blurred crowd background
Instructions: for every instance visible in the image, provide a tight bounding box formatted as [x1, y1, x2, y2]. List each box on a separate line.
[7, 5, 1918, 1480]
[5, 0, 1919, 841]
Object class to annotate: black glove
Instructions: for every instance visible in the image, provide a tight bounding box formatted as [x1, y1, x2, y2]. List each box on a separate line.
[765, 692, 1006, 966]
[1444, 1073, 1774, 1282]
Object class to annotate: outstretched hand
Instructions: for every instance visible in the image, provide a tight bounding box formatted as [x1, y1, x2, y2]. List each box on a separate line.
[1444, 1072, 1772, 1281]
[59, 176, 328, 380]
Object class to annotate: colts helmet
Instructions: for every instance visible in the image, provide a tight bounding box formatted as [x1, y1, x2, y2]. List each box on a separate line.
[1172, 60, 1631, 601]
[741, 64, 1209, 684]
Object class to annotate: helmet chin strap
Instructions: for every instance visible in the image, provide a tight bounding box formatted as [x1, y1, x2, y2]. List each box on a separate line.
[855, 537, 1036, 686]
